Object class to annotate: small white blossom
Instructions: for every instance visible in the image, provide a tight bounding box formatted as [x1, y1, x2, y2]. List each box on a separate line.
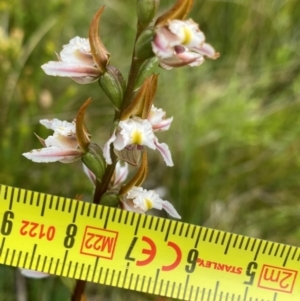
[152, 19, 219, 69]
[23, 119, 83, 163]
[41, 37, 102, 84]
[121, 186, 181, 219]
[20, 268, 49, 279]
[103, 116, 173, 166]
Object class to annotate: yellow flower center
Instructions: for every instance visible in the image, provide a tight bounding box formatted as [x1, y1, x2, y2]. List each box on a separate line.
[131, 129, 143, 145]
[145, 198, 153, 210]
[182, 27, 193, 45]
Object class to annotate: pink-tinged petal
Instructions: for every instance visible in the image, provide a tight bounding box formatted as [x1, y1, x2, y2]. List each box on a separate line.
[83, 163, 96, 185]
[41, 61, 101, 79]
[192, 43, 220, 59]
[45, 135, 78, 150]
[154, 137, 174, 167]
[22, 147, 82, 163]
[103, 130, 117, 165]
[20, 268, 49, 279]
[162, 201, 181, 219]
[111, 161, 129, 188]
[152, 117, 173, 131]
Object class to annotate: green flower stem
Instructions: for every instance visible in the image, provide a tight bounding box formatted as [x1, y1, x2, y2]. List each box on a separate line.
[71, 24, 146, 301]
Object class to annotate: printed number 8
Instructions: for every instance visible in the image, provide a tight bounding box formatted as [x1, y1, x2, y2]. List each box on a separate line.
[64, 224, 78, 248]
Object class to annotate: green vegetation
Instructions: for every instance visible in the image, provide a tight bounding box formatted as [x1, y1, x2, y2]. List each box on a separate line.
[1, 0, 300, 300]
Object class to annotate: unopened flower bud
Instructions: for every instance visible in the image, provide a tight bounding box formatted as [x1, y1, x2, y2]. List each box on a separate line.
[100, 192, 119, 207]
[82, 143, 106, 180]
[137, 0, 160, 28]
[98, 66, 126, 109]
[135, 29, 155, 60]
[134, 57, 158, 91]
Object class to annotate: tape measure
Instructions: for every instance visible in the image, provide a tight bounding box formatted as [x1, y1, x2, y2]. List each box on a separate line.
[0, 184, 300, 300]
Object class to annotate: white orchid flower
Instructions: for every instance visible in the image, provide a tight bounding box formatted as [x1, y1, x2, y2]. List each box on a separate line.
[41, 37, 102, 84]
[121, 186, 181, 219]
[103, 116, 173, 167]
[152, 19, 219, 69]
[22, 119, 83, 163]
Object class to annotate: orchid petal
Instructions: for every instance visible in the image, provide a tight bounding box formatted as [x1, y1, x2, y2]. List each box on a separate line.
[41, 61, 101, 78]
[154, 137, 174, 167]
[162, 201, 181, 219]
[23, 147, 83, 163]
[103, 129, 117, 164]
[20, 268, 49, 279]
[83, 163, 96, 185]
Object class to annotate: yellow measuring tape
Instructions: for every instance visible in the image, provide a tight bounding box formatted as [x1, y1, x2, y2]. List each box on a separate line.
[0, 184, 299, 300]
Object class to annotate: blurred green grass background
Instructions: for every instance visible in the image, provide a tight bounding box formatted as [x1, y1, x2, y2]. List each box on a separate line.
[1, 0, 300, 300]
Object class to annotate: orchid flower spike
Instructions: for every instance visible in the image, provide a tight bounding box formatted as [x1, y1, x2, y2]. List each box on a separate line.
[103, 109, 173, 167]
[41, 37, 103, 84]
[152, 19, 219, 69]
[120, 186, 181, 219]
[22, 119, 84, 163]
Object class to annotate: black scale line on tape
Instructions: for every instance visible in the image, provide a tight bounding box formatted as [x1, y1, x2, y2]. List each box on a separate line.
[103, 267, 110, 284]
[117, 209, 124, 224]
[40, 194, 47, 216]
[164, 220, 172, 241]
[54, 258, 60, 275]
[160, 218, 166, 232]
[92, 257, 99, 282]
[215, 231, 221, 244]
[134, 214, 142, 235]
[146, 276, 152, 294]
[97, 266, 103, 284]
[158, 279, 164, 296]
[16, 250, 22, 269]
[142, 214, 148, 228]
[179, 222, 184, 236]
[35, 254, 41, 271]
[140, 275, 146, 292]
[194, 226, 202, 249]
[67, 260, 72, 278]
[280, 244, 286, 258]
[209, 229, 215, 243]
[80, 201, 87, 216]
[182, 275, 190, 300]
[55, 196, 60, 211]
[128, 272, 134, 290]
[48, 194, 54, 210]
[0, 237, 6, 257]
[8, 186, 13, 210]
[93, 203, 99, 218]
[4, 247, 10, 265]
[34, 191, 41, 207]
[100, 206, 105, 220]
[284, 247, 293, 266]
[152, 269, 160, 295]
[134, 273, 139, 291]
[185, 223, 191, 237]
[213, 281, 219, 301]
[154, 217, 160, 231]
[87, 202, 92, 218]
[61, 197, 67, 212]
[72, 199, 79, 223]
[202, 228, 209, 241]
[274, 244, 281, 257]
[149, 216, 154, 229]
[253, 240, 262, 261]
[85, 264, 91, 281]
[291, 246, 298, 260]
[224, 233, 233, 255]
[122, 262, 129, 288]
[111, 206, 117, 222]
[172, 220, 178, 235]
[176, 283, 182, 299]
[165, 280, 170, 297]
[171, 281, 176, 299]
[15, 188, 21, 203]
[78, 263, 85, 280]
[29, 244, 37, 269]
[61, 250, 69, 276]
[232, 234, 239, 248]
[72, 262, 79, 279]
[124, 210, 129, 225]
[188, 285, 194, 301]
[130, 211, 136, 226]
[116, 270, 122, 288]
[262, 241, 269, 254]
[23, 189, 28, 204]
[110, 269, 115, 286]
[103, 207, 111, 229]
